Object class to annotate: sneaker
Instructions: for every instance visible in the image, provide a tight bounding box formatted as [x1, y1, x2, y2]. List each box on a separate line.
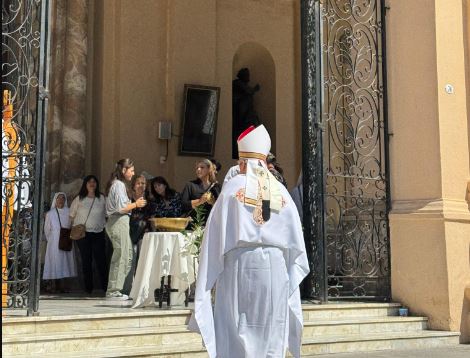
[106, 291, 129, 301]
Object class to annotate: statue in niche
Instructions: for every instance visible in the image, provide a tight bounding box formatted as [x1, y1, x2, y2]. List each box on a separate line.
[232, 68, 261, 159]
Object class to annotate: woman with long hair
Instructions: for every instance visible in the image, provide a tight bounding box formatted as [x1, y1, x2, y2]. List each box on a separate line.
[122, 174, 151, 294]
[43, 192, 77, 293]
[149, 176, 183, 218]
[105, 158, 146, 300]
[129, 174, 150, 245]
[181, 159, 221, 222]
[69, 175, 107, 294]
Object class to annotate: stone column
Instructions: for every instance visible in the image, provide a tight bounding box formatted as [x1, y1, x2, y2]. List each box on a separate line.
[387, 0, 470, 343]
[46, 0, 88, 202]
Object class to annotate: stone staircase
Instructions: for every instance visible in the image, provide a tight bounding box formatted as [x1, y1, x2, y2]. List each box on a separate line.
[2, 303, 460, 357]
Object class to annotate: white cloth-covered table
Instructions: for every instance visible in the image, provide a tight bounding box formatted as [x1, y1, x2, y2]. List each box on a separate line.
[130, 232, 196, 308]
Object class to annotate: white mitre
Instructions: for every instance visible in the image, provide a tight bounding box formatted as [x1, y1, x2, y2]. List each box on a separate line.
[237, 125, 282, 216]
[238, 125, 271, 159]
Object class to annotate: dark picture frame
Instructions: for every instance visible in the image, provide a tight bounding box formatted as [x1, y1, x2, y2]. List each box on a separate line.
[179, 84, 220, 157]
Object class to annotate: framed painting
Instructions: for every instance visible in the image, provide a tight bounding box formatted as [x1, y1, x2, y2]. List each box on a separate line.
[179, 84, 220, 157]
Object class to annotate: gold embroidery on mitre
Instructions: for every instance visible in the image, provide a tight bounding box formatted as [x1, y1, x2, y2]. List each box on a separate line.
[238, 151, 267, 161]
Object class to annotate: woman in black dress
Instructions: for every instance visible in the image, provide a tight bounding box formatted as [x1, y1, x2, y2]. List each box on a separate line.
[181, 159, 221, 223]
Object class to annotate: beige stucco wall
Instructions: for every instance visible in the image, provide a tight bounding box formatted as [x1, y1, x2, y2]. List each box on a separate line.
[387, 0, 470, 342]
[387, 0, 441, 201]
[465, 0, 470, 175]
[91, 0, 170, 183]
[90, 0, 300, 191]
[390, 218, 450, 327]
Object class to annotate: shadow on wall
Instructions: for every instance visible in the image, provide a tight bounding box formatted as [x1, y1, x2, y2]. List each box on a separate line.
[232, 42, 276, 154]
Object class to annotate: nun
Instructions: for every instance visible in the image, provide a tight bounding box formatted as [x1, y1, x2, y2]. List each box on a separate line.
[43, 192, 77, 293]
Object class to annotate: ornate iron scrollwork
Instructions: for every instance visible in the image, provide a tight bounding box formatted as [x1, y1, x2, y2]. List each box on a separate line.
[301, 0, 390, 300]
[2, 0, 48, 314]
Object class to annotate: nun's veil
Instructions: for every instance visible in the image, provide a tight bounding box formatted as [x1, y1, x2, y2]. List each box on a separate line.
[50, 192, 68, 209]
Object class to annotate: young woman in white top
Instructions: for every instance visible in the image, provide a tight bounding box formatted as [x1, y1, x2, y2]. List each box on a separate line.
[43, 192, 77, 293]
[70, 175, 107, 294]
[105, 158, 146, 300]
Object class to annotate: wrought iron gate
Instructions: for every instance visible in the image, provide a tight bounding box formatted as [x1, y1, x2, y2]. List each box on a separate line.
[2, 0, 50, 315]
[301, 0, 390, 301]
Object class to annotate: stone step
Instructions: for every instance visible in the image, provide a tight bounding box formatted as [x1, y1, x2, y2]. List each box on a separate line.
[3, 330, 459, 358]
[2, 316, 428, 346]
[2, 325, 203, 356]
[2, 309, 192, 335]
[2, 303, 402, 336]
[301, 303, 401, 321]
[3, 303, 459, 357]
[3, 341, 206, 358]
[300, 330, 461, 356]
[2, 315, 424, 344]
[302, 316, 428, 337]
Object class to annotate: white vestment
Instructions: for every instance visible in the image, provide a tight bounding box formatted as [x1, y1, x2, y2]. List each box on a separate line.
[223, 165, 240, 186]
[189, 174, 309, 358]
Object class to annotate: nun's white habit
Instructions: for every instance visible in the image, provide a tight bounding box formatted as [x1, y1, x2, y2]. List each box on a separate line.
[43, 192, 77, 279]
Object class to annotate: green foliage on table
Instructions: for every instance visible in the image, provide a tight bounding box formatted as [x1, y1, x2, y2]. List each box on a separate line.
[182, 205, 207, 257]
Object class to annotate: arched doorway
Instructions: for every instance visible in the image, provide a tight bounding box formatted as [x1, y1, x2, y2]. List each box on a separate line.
[232, 42, 276, 158]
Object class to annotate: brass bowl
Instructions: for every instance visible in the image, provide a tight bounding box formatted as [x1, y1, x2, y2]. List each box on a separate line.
[149, 217, 192, 232]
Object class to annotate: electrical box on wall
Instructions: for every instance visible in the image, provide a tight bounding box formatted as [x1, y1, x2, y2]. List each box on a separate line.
[158, 121, 172, 140]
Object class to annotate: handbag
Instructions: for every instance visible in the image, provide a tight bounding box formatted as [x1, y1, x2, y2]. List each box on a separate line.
[56, 208, 72, 251]
[70, 197, 95, 241]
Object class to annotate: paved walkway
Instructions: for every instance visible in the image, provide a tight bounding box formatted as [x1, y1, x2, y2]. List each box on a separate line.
[306, 345, 470, 358]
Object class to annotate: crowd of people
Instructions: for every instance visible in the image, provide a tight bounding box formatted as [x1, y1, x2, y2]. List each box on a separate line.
[41, 154, 295, 299]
